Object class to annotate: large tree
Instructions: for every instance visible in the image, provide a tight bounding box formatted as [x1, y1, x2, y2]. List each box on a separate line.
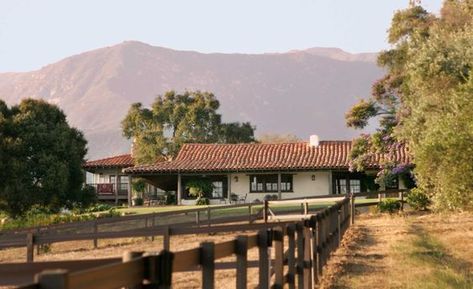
[0, 99, 91, 217]
[346, 0, 473, 210]
[122, 91, 256, 164]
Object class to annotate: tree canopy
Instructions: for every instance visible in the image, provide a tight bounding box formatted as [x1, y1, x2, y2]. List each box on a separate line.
[0, 99, 92, 217]
[122, 91, 256, 164]
[346, 0, 473, 210]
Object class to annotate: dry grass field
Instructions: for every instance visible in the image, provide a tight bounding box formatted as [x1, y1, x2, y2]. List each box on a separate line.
[317, 211, 473, 289]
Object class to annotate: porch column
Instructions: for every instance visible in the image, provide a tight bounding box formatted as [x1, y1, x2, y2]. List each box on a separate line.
[227, 174, 232, 203]
[127, 175, 133, 206]
[115, 169, 119, 205]
[328, 171, 333, 194]
[177, 173, 182, 205]
[277, 173, 282, 200]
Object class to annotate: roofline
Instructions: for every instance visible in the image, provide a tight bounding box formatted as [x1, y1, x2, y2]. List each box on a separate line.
[122, 165, 387, 175]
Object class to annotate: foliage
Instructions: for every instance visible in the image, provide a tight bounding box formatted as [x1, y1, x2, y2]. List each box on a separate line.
[185, 179, 214, 199]
[132, 197, 144, 206]
[0, 205, 120, 230]
[121, 91, 256, 164]
[0, 99, 89, 217]
[165, 192, 176, 205]
[195, 197, 210, 206]
[218, 122, 255, 143]
[406, 188, 431, 211]
[74, 203, 113, 214]
[346, 1, 473, 210]
[132, 178, 147, 198]
[378, 199, 401, 214]
[258, 133, 301, 143]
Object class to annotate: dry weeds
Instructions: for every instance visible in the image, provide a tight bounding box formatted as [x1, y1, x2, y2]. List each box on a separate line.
[317, 211, 473, 289]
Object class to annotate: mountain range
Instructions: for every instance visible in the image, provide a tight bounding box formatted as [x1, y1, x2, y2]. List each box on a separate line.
[0, 41, 382, 159]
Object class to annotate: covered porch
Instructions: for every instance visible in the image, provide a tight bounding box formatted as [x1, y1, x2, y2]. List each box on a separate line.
[137, 173, 232, 205]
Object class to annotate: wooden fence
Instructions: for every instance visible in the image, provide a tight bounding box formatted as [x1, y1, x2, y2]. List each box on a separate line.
[0, 202, 265, 262]
[9, 197, 352, 289]
[0, 190, 406, 264]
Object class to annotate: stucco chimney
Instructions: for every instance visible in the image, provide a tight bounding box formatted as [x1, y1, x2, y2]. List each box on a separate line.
[131, 137, 137, 157]
[309, 135, 319, 147]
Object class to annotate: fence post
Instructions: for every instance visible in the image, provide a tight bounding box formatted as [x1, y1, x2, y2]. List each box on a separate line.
[144, 216, 149, 241]
[350, 193, 355, 225]
[151, 214, 156, 241]
[207, 206, 211, 229]
[26, 231, 34, 262]
[123, 251, 144, 289]
[315, 214, 322, 279]
[287, 224, 296, 289]
[296, 223, 305, 289]
[337, 208, 341, 245]
[196, 211, 200, 227]
[257, 229, 270, 289]
[235, 235, 248, 289]
[303, 224, 312, 289]
[399, 191, 404, 211]
[309, 216, 319, 285]
[163, 226, 170, 251]
[200, 242, 215, 289]
[35, 269, 69, 289]
[263, 200, 269, 223]
[273, 227, 284, 288]
[248, 203, 252, 223]
[93, 220, 98, 249]
[35, 228, 40, 256]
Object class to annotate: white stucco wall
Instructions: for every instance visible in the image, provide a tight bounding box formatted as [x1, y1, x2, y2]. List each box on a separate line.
[228, 171, 331, 202]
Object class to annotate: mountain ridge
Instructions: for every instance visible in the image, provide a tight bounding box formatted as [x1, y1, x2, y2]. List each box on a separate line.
[0, 41, 382, 159]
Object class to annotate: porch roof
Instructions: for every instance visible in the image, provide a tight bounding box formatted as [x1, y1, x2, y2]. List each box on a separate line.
[83, 154, 134, 169]
[124, 141, 410, 174]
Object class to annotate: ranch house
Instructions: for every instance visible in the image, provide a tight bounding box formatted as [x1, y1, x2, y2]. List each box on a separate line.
[110, 135, 410, 205]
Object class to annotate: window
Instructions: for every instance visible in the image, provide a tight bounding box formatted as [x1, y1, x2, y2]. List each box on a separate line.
[334, 177, 361, 194]
[212, 181, 224, 198]
[118, 175, 129, 192]
[98, 174, 107, 184]
[349, 179, 361, 193]
[109, 175, 116, 184]
[280, 175, 293, 192]
[335, 179, 347, 194]
[250, 174, 293, 193]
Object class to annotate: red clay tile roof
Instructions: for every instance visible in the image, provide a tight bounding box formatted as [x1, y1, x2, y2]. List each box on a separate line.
[83, 154, 134, 169]
[123, 141, 410, 174]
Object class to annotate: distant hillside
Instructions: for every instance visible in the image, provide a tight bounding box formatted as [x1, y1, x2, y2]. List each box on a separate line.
[0, 41, 382, 159]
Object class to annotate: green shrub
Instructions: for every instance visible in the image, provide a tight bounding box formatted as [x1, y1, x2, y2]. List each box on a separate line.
[186, 179, 214, 199]
[378, 199, 401, 214]
[132, 197, 144, 206]
[165, 192, 176, 205]
[406, 188, 431, 211]
[196, 197, 210, 206]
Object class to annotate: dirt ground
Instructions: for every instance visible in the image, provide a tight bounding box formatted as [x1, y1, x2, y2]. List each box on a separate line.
[317, 211, 473, 289]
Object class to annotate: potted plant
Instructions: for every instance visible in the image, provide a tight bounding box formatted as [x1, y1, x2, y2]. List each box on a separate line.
[132, 178, 146, 206]
[185, 179, 213, 206]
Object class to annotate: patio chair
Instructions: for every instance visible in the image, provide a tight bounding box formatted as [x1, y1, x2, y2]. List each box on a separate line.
[238, 193, 247, 204]
[230, 193, 239, 204]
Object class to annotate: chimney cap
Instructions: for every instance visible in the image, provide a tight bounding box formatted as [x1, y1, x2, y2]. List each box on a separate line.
[309, 135, 319, 147]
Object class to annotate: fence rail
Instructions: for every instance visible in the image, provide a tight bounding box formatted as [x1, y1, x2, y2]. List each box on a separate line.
[0, 190, 406, 264]
[7, 196, 354, 289]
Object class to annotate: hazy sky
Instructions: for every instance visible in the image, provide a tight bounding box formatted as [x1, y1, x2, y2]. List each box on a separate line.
[1, 0, 443, 72]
